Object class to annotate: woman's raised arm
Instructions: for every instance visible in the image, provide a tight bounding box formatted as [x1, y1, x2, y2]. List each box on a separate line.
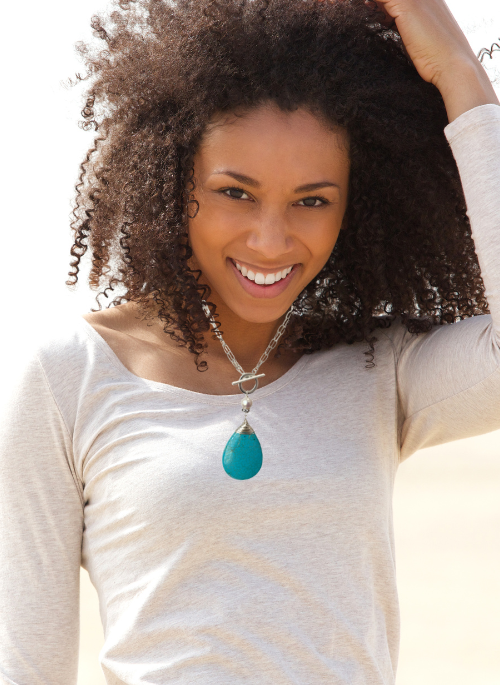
[396, 103, 500, 459]
[361, 0, 500, 458]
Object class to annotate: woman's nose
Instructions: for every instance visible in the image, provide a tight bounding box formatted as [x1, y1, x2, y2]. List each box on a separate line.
[245, 210, 294, 260]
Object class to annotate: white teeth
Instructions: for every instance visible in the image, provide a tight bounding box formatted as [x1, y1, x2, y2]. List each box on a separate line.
[235, 263, 294, 285]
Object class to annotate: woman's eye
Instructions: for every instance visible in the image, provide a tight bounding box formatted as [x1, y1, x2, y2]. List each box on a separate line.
[298, 196, 327, 207]
[222, 187, 250, 200]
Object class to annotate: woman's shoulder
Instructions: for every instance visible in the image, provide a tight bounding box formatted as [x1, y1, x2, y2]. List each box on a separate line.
[1, 313, 104, 433]
[5, 311, 111, 400]
[311, 317, 411, 374]
[302, 318, 408, 377]
[31, 313, 103, 372]
[370, 313, 496, 368]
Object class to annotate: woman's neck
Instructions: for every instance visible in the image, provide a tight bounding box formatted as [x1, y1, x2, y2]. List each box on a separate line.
[202, 297, 292, 373]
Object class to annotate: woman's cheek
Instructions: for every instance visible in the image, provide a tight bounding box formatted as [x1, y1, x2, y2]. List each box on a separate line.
[301, 214, 343, 263]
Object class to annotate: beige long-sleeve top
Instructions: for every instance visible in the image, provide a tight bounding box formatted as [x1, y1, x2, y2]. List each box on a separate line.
[1, 104, 500, 685]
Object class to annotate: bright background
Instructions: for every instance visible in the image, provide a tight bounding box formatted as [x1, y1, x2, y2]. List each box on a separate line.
[1, 1, 499, 683]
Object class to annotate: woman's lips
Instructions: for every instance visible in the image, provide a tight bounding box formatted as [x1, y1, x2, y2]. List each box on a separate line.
[228, 258, 299, 299]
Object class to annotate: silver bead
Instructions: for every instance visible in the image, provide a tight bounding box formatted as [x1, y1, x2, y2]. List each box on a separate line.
[241, 396, 253, 413]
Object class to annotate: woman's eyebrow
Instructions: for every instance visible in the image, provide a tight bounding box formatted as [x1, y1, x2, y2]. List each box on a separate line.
[211, 171, 260, 187]
[294, 181, 339, 193]
[210, 170, 339, 192]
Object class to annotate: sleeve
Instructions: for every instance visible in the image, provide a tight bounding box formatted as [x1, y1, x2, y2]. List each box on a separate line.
[398, 104, 500, 461]
[0, 352, 84, 685]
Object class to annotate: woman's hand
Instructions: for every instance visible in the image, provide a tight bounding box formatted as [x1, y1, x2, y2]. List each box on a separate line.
[367, 0, 499, 121]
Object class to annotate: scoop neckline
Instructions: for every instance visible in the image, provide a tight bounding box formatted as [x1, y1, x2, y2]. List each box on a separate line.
[79, 316, 311, 405]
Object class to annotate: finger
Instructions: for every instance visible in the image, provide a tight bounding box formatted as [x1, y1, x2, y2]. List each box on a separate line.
[363, 0, 397, 29]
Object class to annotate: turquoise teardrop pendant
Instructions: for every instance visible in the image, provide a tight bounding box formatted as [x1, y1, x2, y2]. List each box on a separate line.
[202, 300, 294, 480]
[223, 418, 263, 480]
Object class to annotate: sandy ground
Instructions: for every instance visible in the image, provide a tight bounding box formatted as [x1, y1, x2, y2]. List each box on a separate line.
[78, 431, 500, 685]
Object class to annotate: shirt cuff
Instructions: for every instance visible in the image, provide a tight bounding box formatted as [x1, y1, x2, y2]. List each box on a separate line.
[444, 103, 500, 144]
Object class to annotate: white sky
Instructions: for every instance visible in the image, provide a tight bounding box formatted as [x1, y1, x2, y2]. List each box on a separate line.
[0, 0, 499, 341]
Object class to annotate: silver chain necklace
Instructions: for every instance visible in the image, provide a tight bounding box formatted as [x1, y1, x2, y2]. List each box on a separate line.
[202, 301, 294, 480]
[202, 302, 293, 378]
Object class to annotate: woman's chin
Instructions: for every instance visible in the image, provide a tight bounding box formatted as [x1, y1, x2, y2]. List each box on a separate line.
[213, 292, 298, 325]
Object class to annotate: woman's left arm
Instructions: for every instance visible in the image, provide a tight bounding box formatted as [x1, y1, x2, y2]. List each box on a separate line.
[373, 0, 500, 458]
[397, 104, 500, 459]
[372, 0, 499, 120]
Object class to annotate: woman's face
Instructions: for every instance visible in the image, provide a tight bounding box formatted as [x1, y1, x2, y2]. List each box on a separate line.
[189, 103, 350, 324]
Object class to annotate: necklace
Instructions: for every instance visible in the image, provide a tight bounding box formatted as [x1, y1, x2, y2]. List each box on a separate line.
[202, 302, 294, 480]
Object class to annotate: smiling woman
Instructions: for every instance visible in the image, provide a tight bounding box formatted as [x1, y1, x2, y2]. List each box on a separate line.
[1, 0, 500, 684]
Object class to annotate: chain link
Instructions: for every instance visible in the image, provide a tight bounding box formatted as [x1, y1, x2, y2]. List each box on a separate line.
[202, 302, 294, 377]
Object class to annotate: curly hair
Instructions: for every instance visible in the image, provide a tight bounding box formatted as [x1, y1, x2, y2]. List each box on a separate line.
[68, 0, 488, 368]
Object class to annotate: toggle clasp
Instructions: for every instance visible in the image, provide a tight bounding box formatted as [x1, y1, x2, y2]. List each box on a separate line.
[232, 372, 265, 395]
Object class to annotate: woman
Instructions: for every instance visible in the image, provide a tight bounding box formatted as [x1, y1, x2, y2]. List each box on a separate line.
[1, 0, 499, 682]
